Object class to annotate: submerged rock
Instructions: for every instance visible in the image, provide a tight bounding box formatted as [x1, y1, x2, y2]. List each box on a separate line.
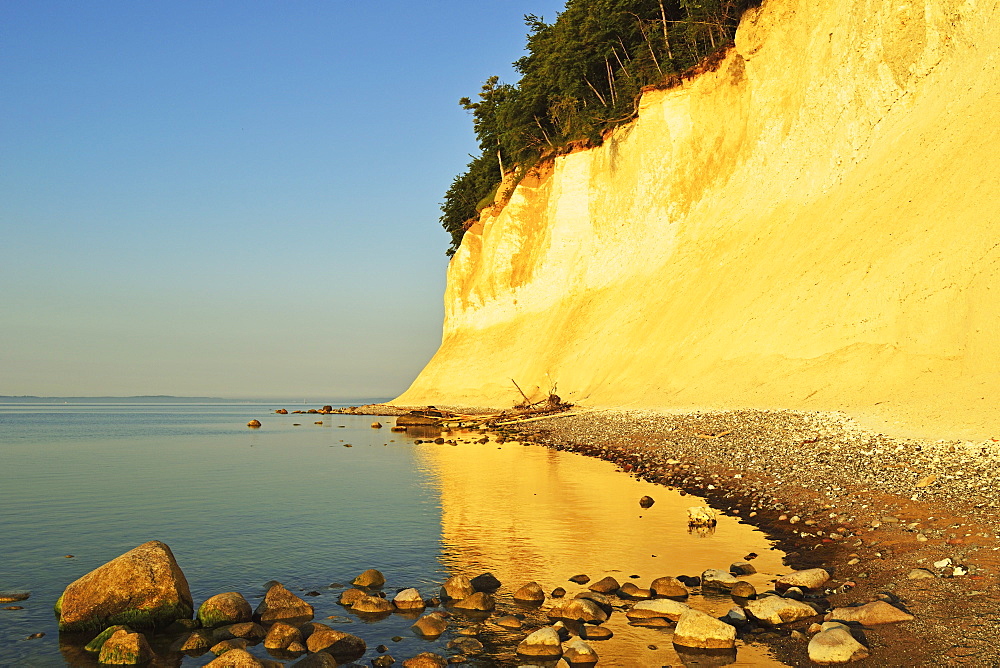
[588, 576, 620, 594]
[393, 588, 425, 610]
[352, 568, 386, 588]
[56, 540, 193, 632]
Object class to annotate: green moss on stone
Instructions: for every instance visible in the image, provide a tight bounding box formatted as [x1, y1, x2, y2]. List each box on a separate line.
[197, 608, 231, 629]
[58, 600, 193, 633]
[54, 594, 63, 617]
[84, 625, 130, 653]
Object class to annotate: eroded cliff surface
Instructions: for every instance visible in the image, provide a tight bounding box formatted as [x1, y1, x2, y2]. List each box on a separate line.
[396, 0, 1000, 439]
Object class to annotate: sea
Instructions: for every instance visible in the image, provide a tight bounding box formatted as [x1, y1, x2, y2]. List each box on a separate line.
[0, 401, 791, 666]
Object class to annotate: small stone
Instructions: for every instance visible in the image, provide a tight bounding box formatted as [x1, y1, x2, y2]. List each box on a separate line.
[172, 629, 214, 653]
[85, 625, 131, 653]
[213, 622, 266, 642]
[199, 592, 253, 628]
[701, 569, 739, 590]
[569, 574, 590, 584]
[447, 637, 484, 654]
[745, 596, 818, 625]
[547, 597, 608, 623]
[625, 598, 690, 621]
[730, 561, 756, 576]
[401, 652, 447, 668]
[393, 588, 425, 610]
[263, 621, 302, 650]
[915, 474, 938, 488]
[351, 594, 394, 614]
[775, 568, 830, 592]
[783, 587, 804, 601]
[304, 624, 366, 661]
[0, 591, 30, 602]
[730, 581, 757, 599]
[210, 638, 248, 656]
[371, 422, 383, 429]
[618, 582, 653, 599]
[688, 506, 718, 526]
[588, 576, 620, 594]
[551, 587, 567, 598]
[373, 656, 395, 667]
[563, 638, 599, 665]
[513, 582, 545, 603]
[495, 615, 523, 629]
[639, 496, 655, 508]
[247, 420, 261, 428]
[470, 573, 501, 592]
[580, 624, 613, 640]
[254, 583, 313, 622]
[907, 568, 935, 580]
[411, 612, 448, 638]
[516, 626, 563, 659]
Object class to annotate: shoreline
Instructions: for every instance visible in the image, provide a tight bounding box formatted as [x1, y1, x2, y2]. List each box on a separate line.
[365, 403, 1000, 666]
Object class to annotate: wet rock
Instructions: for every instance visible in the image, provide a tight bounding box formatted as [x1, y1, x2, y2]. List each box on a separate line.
[171, 629, 214, 653]
[451, 592, 495, 612]
[568, 574, 590, 584]
[353, 594, 395, 614]
[263, 621, 302, 650]
[393, 588, 425, 610]
[618, 583, 653, 599]
[371, 422, 383, 429]
[625, 598, 690, 622]
[56, 540, 193, 632]
[470, 573, 501, 592]
[339, 588, 368, 607]
[254, 583, 313, 622]
[730, 561, 756, 576]
[247, 420, 261, 428]
[563, 638, 599, 665]
[672, 609, 737, 649]
[439, 575, 475, 601]
[447, 637, 484, 653]
[213, 622, 266, 642]
[289, 649, 340, 667]
[205, 647, 283, 667]
[548, 597, 608, 623]
[402, 652, 447, 668]
[677, 575, 701, 587]
[650, 577, 689, 599]
[639, 496, 655, 508]
[688, 506, 718, 526]
[304, 623, 366, 660]
[211, 638, 249, 655]
[0, 591, 30, 602]
[826, 601, 914, 625]
[517, 626, 563, 659]
[701, 569, 739, 591]
[588, 576, 620, 594]
[495, 615, 523, 629]
[745, 596, 818, 625]
[580, 624, 613, 640]
[729, 581, 756, 599]
[808, 624, 870, 664]
[783, 587, 804, 601]
[198, 592, 253, 628]
[513, 582, 545, 603]
[551, 587, 567, 598]
[275, 409, 288, 414]
[98, 629, 153, 665]
[411, 612, 448, 638]
[775, 568, 830, 592]
[352, 569, 386, 588]
[84, 625, 131, 653]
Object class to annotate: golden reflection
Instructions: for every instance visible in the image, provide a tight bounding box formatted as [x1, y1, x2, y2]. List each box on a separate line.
[416, 431, 791, 667]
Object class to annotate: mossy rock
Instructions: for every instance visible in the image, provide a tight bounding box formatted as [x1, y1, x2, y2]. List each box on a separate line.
[98, 629, 153, 665]
[84, 624, 131, 653]
[198, 592, 252, 628]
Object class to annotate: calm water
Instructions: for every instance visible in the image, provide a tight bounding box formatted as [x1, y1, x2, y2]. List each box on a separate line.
[0, 403, 790, 666]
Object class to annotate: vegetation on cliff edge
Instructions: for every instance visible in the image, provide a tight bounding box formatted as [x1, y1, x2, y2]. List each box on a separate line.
[441, 0, 760, 255]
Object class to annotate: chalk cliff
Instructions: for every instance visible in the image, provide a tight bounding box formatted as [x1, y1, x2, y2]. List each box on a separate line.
[396, 0, 1000, 439]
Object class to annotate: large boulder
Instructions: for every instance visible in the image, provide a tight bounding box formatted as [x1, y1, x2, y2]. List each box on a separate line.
[198, 592, 252, 628]
[808, 624, 871, 664]
[827, 601, 914, 625]
[98, 629, 153, 665]
[672, 609, 737, 649]
[56, 540, 193, 632]
[517, 626, 563, 658]
[775, 568, 830, 592]
[745, 596, 818, 625]
[254, 583, 313, 622]
[625, 598, 691, 622]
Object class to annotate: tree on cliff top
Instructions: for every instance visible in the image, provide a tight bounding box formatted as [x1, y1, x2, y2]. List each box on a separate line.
[441, 0, 760, 255]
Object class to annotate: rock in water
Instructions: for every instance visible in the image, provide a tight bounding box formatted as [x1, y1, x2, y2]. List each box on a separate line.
[262, 621, 302, 650]
[303, 623, 366, 660]
[393, 588, 425, 610]
[730, 581, 757, 599]
[687, 506, 718, 526]
[56, 540, 193, 632]
[84, 625, 131, 653]
[352, 594, 394, 614]
[451, 591, 495, 611]
[672, 609, 737, 649]
[639, 495, 655, 508]
[205, 648, 283, 667]
[547, 597, 609, 623]
[352, 568, 386, 588]
[198, 592, 253, 628]
[513, 581, 545, 602]
[253, 583, 313, 622]
[701, 569, 739, 590]
[730, 561, 757, 576]
[440, 575, 475, 601]
[401, 652, 448, 667]
[470, 572, 502, 592]
[625, 598, 690, 621]
[287, 652, 339, 668]
[517, 626, 563, 659]
[98, 629, 153, 665]
[589, 576, 620, 594]
[650, 576, 689, 599]
[411, 612, 448, 638]
[563, 638, 599, 665]
[808, 625, 871, 664]
[338, 588, 367, 607]
[247, 420, 261, 428]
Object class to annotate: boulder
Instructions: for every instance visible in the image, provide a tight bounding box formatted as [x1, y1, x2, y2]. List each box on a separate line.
[575, 590, 614, 613]
[211, 638, 249, 655]
[212, 622, 266, 642]
[745, 596, 818, 625]
[263, 621, 302, 649]
[352, 594, 394, 614]
[402, 652, 448, 668]
[730, 581, 757, 599]
[289, 651, 339, 667]
[547, 597, 608, 623]
[440, 575, 475, 601]
[205, 648, 283, 667]
[730, 561, 757, 576]
[98, 629, 153, 665]
[588, 576, 620, 594]
[650, 576, 689, 599]
[411, 612, 448, 637]
[303, 623, 366, 660]
[495, 615, 523, 629]
[513, 582, 545, 603]
[701, 569, 739, 591]
[84, 625, 131, 653]
[470, 572, 501, 592]
[447, 636, 485, 653]
[352, 568, 386, 588]
[451, 591, 495, 611]
[775, 568, 830, 592]
[56, 540, 193, 632]
[618, 583, 653, 599]
[688, 506, 718, 526]
[568, 574, 590, 584]
[672, 609, 737, 649]
[254, 583, 313, 622]
[172, 629, 214, 653]
[517, 626, 563, 658]
[563, 638, 599, 665]
[625, 598, 690, 622]
[338, 588, 367, 607]
[393, 588, 425, 610]
[639, 495, 655, 508]
[198, 592, 253, 628]
[580, 624, 613, 640]
[827, 601, 914, 625]
[808, 625, 870, 664]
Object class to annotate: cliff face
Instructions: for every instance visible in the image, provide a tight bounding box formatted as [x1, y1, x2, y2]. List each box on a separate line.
[397, 0, 1000, 439]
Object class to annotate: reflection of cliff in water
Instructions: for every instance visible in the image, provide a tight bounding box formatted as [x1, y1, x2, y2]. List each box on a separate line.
[416, 432, 791, 666]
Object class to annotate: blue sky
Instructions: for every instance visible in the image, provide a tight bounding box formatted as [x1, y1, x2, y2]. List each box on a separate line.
[0, 0, 564, 400]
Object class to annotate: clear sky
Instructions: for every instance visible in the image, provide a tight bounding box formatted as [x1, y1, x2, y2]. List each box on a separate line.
[1, 0, 565, 400]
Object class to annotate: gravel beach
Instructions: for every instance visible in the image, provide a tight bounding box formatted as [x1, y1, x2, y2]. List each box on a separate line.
[494, 408, 1000, 666]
